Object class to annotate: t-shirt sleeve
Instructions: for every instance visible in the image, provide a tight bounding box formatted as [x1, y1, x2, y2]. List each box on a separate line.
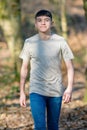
[19, 39, 30, 62]
[61, 39, 74, 61]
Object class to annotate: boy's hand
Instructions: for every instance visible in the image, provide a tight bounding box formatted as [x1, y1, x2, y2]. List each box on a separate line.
[63, 88, 72, 103]
[20, 92, 26, 107]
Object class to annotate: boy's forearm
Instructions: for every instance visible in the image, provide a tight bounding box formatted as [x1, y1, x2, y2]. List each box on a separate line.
[65, 60, 74, 92]
[67, 65, 74, 91]
[20, 67, 28, 94]
[20, 77, 26, 93]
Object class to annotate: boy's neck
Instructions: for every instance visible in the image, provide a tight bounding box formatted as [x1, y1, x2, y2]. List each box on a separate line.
[38, 32, 52, 40]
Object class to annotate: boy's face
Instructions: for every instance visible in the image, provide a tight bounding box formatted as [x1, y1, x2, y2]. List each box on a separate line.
[35, 16, 53, 33]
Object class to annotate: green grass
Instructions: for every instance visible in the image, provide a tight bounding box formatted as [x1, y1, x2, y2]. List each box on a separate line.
[5, 85, 19, 99]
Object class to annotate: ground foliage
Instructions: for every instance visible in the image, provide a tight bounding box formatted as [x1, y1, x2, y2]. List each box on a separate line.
[0, 100, 87, 130]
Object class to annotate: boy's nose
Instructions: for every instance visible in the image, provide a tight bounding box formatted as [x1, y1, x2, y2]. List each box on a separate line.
[41, 20, 45, 24]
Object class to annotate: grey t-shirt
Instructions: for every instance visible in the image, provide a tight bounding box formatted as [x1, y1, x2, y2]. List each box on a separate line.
[19, 34, 74, 97]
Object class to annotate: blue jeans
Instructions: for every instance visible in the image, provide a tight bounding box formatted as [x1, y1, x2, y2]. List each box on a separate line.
[30, 93, 62, 130]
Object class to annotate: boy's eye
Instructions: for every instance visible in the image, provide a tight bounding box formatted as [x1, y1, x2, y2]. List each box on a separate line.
[45, 18, 50, 21]
[45, 18, 50, 22]
[37, 19, 42, 22]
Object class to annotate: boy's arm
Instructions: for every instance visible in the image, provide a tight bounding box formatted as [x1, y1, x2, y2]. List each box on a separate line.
[20, 60, 29, 107]
[63, 60, 74, 103]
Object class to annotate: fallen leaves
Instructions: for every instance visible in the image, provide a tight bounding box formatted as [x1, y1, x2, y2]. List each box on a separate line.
[60, 103, 87, 130]
[0, 107, 34, 130]
[0, 101, 87, 130]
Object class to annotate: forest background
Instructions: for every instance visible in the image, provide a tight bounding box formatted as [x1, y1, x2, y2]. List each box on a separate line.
[0, 0, 87, 129]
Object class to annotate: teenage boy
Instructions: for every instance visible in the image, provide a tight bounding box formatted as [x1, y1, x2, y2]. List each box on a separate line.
[19, 9, 74, 130]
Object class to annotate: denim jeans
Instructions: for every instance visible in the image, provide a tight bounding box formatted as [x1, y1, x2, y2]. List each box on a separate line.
[30, 93, 62, 130]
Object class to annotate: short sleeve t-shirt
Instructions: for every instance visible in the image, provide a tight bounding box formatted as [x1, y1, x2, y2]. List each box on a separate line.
[19, 34, 74, 97]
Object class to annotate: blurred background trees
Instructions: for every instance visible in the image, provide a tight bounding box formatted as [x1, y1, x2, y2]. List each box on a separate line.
[83, 0, 87, 19]
[0, 0, 23, 78]
[83, 0, 87, 101]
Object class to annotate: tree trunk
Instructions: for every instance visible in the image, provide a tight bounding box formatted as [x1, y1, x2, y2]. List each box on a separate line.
[61, 0, 67, 39]
[83, 0, 87, 18]
[83, 0, 87, 102]
[0, 0, 23, 79]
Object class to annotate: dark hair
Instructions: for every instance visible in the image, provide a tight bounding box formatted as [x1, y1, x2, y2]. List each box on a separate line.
[35, 9, 52, 20]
